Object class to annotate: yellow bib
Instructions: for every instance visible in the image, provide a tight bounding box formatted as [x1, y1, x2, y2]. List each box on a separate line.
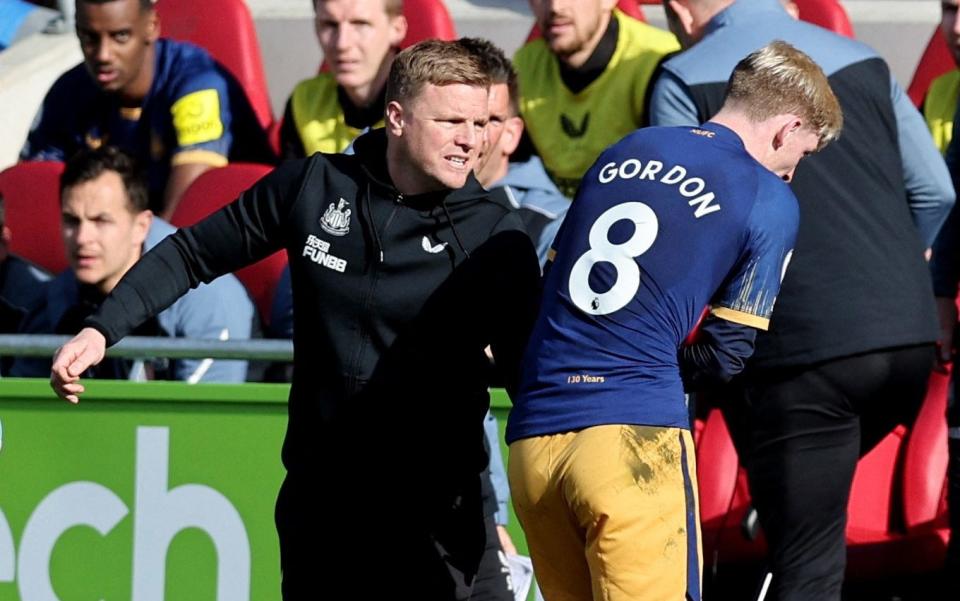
[291, 73, 384, 155]
[924, 69, 960, 156]
[515, 10, 679, 197]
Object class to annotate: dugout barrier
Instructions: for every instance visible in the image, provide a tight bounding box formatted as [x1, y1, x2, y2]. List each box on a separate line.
[0, 372, 525, 600]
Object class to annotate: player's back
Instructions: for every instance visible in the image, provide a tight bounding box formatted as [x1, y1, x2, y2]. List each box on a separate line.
[507, 123, 798, 441]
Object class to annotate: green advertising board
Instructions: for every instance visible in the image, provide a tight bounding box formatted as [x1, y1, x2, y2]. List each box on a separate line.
[0, 379, 527, 600]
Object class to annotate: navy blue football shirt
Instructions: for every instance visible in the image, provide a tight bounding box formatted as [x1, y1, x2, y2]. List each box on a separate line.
[507, 123, 799, 442]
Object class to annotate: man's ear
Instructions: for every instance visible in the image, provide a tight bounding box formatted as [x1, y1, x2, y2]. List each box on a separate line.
[666, 0, 696, 40]
[388, 14, 408, 47]
[502, 116, 525, 157]
[132, 210, 153, 249]
[773, 116, 803, 150]
[145, 8, 160, 43]
[386, 100, 405, 136]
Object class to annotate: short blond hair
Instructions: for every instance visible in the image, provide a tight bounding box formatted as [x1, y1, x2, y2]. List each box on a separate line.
[724, 40, 843, 149]
[386, 39, 490, 105]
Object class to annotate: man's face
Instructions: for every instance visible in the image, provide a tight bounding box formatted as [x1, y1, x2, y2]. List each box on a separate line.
[388, 83, 489, 192]
[528, 0, 614, 59]
[61, 170, 151, 294]
[76, 0, 157, 95]
[475, 83, 512, 179]
[316, 0, 406, 92]
[942, 1, 960, 67]
[766, 125, 820, 182]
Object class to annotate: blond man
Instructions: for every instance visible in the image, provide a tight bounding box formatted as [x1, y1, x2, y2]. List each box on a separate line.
[279, 0, 407, 158]
[51, 40, 541, 600]
[508, 41, 841, 601]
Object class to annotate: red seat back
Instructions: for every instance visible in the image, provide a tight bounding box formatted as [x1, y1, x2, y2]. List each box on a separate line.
[0, 162, 68, 274]
[794, 0, 854, 37]
[902, 368, 951, 530]
[527, 1, 645, 42]
[401, 0, 457, 47]
[155, 0, 274, 130]
[846, 426, 906, 536]
[908, 28, 955, 108]
[169, 164, 287, 325]
[696, 408, 741, 526]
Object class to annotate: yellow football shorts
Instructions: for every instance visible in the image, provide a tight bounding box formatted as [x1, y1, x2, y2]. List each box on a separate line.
[509, 424, 702, 601]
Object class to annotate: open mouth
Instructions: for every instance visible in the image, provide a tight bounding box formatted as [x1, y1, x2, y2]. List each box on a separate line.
[445, 156, 468, 169]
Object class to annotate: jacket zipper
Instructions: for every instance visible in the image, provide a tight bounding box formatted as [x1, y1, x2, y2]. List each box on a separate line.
[350, 192, 404, 385]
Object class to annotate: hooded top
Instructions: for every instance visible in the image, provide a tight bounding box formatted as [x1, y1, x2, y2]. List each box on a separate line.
[85, 128, 540, 504]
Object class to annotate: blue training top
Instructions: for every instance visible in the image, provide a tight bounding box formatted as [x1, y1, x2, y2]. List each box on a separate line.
[507, 123, 798, 442]
[21, 38, 270, 213]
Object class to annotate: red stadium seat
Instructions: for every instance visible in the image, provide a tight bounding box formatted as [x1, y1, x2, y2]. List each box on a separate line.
[903, 368, 951, 532]
[696, 368, 952, 580]
[169, 163, 287, 325]
[155, 0, 274, 130]
[908, 28, 955, 108]
[844, 426, 910, 578]
[794, 0, 854, 38]
[696, 408, 768, 566]
[527, 0, 645, 42]
[401, 0, 457, 46]
[0, 161, 68, 274]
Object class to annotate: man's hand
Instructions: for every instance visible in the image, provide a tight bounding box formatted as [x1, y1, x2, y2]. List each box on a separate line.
[935, 296, 958, 371]
[50, 327, 106, 403]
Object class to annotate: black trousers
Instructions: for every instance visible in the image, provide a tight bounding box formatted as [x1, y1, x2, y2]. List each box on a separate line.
[723, 344, 934, 601]
[275, 471, 485, 600]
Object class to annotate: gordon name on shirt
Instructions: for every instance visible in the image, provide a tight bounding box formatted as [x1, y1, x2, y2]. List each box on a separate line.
[596, 156, 721, 219]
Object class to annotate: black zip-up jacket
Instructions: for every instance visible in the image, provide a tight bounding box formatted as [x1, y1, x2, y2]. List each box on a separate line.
[86, 129, 541, 515]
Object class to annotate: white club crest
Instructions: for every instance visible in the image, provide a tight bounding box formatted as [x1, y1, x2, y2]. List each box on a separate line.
[321, 198, 351, 236]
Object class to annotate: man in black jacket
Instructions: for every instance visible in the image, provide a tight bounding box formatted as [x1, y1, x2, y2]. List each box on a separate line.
[49, 39, 541, 600]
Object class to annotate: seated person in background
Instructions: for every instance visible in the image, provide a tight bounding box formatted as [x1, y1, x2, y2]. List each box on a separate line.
[20, 0, 274, 220]
[13, 147, 252, 382]
[278, 0, 407, 158]
[466, 37, 566, 268]
[0, 0, 59, 51]
[514, 0, 679, 198]
[0, 193, 52, 373]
